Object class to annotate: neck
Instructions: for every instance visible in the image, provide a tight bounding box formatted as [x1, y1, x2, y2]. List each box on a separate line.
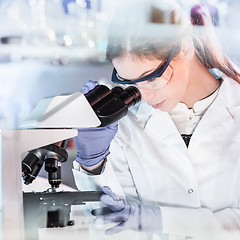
[181, 57, 220, 109]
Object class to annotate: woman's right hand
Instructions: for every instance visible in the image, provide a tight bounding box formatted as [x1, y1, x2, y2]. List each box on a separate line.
[73, 81, 118, 170]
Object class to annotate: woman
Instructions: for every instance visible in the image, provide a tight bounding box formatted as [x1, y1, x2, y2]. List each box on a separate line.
[73, 0, 240, 239]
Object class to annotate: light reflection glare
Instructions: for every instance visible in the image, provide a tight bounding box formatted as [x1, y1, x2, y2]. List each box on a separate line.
[47, 29, 56, 42]
[0, 0, 239, 62]
[63, 34, 73, 46]
[88, 40, 95, 48]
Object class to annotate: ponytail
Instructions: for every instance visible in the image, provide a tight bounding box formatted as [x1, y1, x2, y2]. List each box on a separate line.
[191, 4, 240, 83]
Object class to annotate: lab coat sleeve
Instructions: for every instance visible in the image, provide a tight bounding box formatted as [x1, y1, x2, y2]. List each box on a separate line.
[160, 206, 240, 239]
[72, 160, 126, 198]
[72, 136, 139, 200]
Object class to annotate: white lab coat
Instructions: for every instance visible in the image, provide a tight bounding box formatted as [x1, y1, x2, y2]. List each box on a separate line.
[73, 76, 240, 240]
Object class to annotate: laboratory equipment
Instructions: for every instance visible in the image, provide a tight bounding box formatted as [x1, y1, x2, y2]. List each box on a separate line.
[84, 84, 141, 126]
[20, 84, 141, 128]
[21, 139, 103, 240]
[18, 84, 141, 240]
[0, 129, 78, 240]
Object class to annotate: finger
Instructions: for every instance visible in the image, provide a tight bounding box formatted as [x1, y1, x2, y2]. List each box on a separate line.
[100, 194, 124, 211]
[81, 80, 99, 94]
[81, 86, 90, 94]
[102, 186, 120, 201]
[91, 207, 113, 216]
[94, 211, 128, 224]
[85, 80, 99, 90]
[105, 222, 127, 235]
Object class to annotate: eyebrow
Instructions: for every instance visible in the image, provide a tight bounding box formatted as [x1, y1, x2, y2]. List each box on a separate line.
[137, 68, 155, 78]
[137, 60, 165, 79]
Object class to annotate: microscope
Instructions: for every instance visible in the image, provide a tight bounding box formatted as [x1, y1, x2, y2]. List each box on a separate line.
[19, 84, 141, 240]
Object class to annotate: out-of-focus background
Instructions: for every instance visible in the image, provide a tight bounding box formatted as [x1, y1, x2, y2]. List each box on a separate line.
[0, 0, 240, 188]
[0, 0, 239, 130]
[0, 0, 118, 130]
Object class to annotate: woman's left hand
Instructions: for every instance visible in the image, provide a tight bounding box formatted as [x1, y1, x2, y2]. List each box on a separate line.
[93, 186, 163, 235]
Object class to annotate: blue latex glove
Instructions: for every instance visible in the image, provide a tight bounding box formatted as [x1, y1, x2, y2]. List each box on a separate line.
[94, 186, 162, 235]
[73, 81, 118, 167]
[80, 80, 99, 94]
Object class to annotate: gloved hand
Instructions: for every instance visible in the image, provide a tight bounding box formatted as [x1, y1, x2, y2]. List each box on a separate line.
[80, 80, 99, 94]
[93, 186, 162, 235]
[73, 81, 118, 167]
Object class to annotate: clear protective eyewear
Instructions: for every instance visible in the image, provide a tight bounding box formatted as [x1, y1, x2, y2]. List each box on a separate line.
[111, 46, 177, 89]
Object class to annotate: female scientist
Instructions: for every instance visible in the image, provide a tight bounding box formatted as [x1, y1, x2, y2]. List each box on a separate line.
[73, 0, 240, 239]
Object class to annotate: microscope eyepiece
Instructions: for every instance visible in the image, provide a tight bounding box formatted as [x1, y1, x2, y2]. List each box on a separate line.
[112, 86, 141, 107]
[84, 85, 141, 127]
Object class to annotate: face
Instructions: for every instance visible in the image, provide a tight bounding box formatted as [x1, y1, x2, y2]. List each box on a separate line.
[112, 53, 190, 112]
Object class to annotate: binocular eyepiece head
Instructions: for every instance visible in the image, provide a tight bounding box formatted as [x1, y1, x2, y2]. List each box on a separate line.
[84, 85, 141, 127]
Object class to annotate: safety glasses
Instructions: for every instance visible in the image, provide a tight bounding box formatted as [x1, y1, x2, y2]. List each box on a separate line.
[111, 46, 177, 85]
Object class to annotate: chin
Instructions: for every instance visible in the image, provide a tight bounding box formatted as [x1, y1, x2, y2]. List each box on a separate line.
[152, 103, 169, 112]
[160, 102, 177, 112]
[159, 106, 170, 112]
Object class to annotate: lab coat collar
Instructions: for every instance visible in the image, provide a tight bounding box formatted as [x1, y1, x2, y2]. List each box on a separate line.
[217, 76, 240, 117]
[135, 77, 240, 154]
[136, 99, 188, 154]
[135, 100, 155, 117]
[196, 76, 240, 121]
[188, 77, 240, 149]
[135, 100, 179, 137]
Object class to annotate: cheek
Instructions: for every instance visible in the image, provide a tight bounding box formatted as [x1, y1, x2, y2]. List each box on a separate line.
[159, 68, 189, 110]
[167, 64, 189, 97]
[165, 81, 187, 108]
[137, 87, 160, 102]
[137, 63, 189, 107]
[164, 66, 173, 80]
[138, 88, 151, 101]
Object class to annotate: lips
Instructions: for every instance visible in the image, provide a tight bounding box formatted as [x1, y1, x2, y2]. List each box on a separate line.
[151, 100, 165, 109]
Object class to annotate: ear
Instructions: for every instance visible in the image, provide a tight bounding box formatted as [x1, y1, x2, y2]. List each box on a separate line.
[180, 36, 194, 60]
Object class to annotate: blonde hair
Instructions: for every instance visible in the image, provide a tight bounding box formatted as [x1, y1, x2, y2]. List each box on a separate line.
[106, 0, 240, 83]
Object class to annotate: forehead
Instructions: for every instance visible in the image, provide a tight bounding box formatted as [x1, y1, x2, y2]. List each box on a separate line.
[112, 53, 163, 79]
